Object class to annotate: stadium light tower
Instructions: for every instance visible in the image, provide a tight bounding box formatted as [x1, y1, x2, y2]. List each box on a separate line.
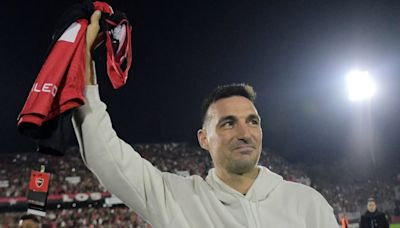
[346, 70, 377, 102]
[346, 69, 377, 166]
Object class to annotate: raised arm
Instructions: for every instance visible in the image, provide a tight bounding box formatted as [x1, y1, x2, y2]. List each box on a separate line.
[72, 11, 178, 227]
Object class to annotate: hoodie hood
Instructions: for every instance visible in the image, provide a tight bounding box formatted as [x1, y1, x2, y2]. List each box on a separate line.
[205, 166, 283, 205]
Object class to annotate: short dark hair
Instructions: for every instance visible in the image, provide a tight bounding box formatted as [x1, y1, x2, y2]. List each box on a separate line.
[201, 83, 256, 126]
[368, 197, 376, 203]
[20, 214, 40, 224]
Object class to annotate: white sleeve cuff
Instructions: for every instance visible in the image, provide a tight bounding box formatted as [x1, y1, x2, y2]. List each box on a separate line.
[84, 84, 101, 103]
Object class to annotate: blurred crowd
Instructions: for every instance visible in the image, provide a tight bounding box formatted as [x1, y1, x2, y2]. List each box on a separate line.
[319, 178, 399, 217]
[0, 207, 150, 228]
[0, 143, 399, 227]
[0, 147, 105, 198]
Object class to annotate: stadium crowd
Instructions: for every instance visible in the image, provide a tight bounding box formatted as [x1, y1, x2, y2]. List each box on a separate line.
[320, 179, 397, 214]
[0, 207, 150, 228]
[0, 143, 399, 227]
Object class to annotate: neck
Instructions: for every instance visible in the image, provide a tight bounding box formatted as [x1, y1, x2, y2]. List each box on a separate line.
[215, 166, 260, 194]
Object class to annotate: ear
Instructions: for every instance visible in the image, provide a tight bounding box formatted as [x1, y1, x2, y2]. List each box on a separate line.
[197, 129, 209, 151]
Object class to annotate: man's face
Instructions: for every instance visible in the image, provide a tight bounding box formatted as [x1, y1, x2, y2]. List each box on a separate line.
[198, 96, 262, 175]
[367, 201, 377, 213]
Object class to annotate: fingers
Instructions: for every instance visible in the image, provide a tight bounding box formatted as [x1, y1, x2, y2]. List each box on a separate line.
[90, 10, 101, 29]
[86, 10, 102, 85]
[86, 10, 102, 53]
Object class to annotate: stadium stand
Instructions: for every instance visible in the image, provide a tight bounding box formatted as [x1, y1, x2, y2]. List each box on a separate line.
[0, 143, 398, 227]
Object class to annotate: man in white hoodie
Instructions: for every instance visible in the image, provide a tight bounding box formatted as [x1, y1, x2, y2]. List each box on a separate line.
[73, 10, 339, 228]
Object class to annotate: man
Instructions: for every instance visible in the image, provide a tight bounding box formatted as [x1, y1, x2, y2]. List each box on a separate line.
[359, 198, 390, 228]
[18, 214, 40, 228]
[73, 11, 338, 227]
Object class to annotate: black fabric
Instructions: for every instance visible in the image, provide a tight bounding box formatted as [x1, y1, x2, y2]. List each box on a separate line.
[359, 210, 390, 228]
[19, 111, 78, 156]
[49, 0, 94, 56]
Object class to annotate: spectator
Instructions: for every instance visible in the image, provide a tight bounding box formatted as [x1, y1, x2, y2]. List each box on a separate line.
[359, 197, 389, 228]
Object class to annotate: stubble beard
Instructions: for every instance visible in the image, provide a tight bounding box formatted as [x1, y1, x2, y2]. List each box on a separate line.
[226, 152, 260, 175]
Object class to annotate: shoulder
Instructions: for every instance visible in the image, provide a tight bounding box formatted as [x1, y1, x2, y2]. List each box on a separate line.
[258, 167, 327, 204]
[265, 177, 337, 226]
[162, 172, 208, 190]
[281, 180, 323, 198]
[278, 180, 332, 211]
[377, 212, 387, 218]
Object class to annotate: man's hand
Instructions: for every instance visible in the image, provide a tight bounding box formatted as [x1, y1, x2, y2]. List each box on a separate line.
[85, 10, 101, 85]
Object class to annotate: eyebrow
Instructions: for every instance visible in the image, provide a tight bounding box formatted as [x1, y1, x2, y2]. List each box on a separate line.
[217, 115, 236, 126]
[217, 114, 261, 125]
[247, 114, 261, 122]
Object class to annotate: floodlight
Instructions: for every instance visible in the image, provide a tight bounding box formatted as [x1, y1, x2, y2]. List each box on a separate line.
[346, 70, 376, 101]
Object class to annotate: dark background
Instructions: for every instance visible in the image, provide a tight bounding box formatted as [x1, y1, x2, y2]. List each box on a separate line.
[1, 0, 400, 172]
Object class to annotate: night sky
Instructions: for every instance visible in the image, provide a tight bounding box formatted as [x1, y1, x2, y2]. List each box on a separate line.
[2, 0, 400, 169]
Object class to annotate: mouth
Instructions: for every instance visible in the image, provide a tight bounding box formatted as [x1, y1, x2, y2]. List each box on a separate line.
[232, 145, 255, 155]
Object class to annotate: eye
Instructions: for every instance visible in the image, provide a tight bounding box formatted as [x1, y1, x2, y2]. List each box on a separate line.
[220, 120, 234, 128]
[248, 118, 260, 126]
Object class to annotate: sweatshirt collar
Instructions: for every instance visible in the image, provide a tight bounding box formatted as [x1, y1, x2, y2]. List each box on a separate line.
[205, 166, 283, 204]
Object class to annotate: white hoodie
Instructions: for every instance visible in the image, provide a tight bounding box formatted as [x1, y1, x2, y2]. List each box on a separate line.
[72, 85, 339, 228]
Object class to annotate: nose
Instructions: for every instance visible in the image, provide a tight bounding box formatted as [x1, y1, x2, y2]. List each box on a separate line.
[235, 121, 251, 140]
